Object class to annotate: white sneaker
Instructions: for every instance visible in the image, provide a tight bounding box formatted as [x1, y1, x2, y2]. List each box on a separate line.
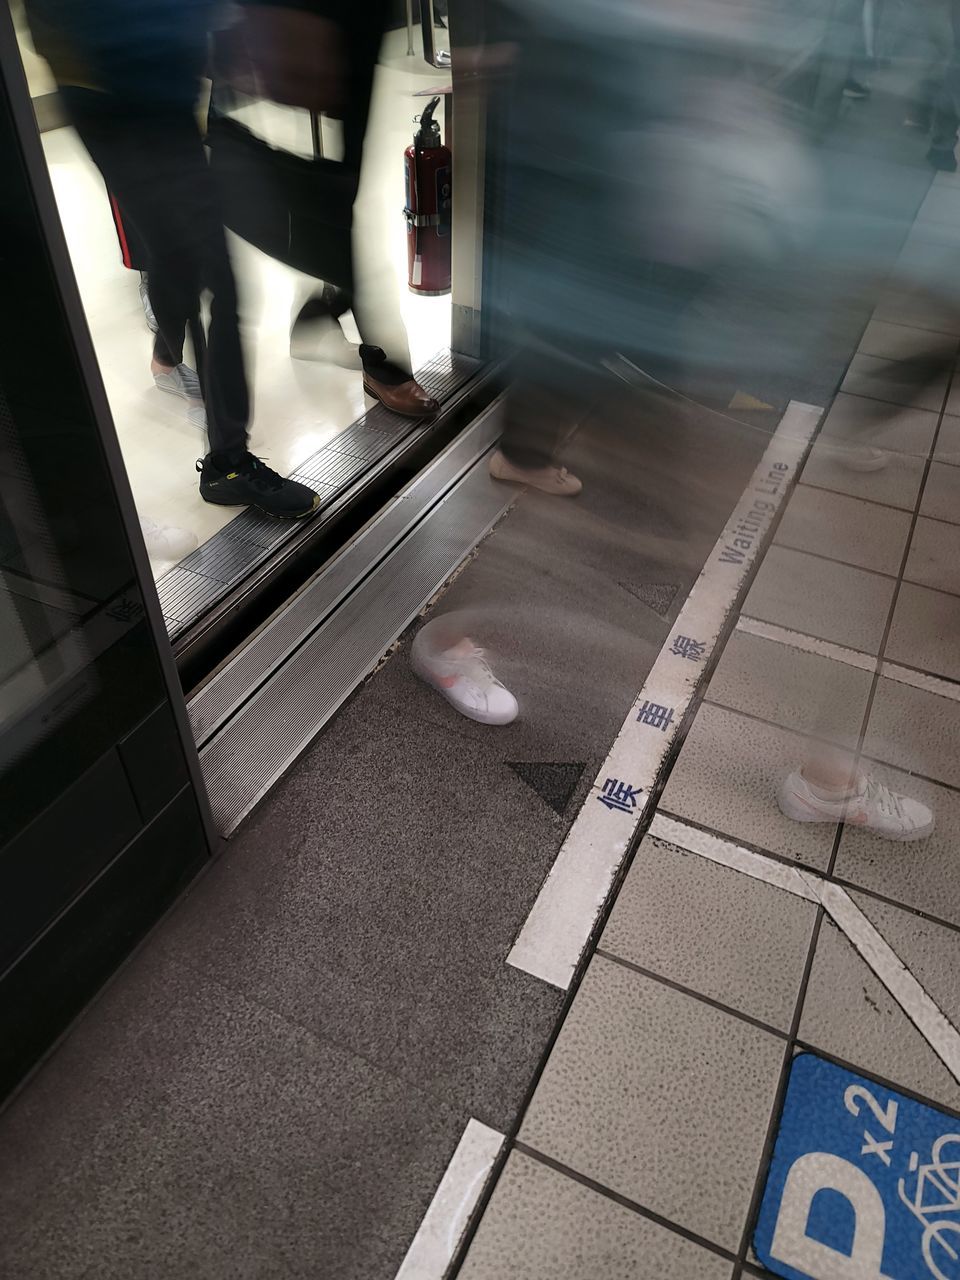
[411, 633, 519, 725]
[778, 770, 934, 841]
[139, 516, 198, 563]
[139, 276, 158, 333]
[489, 449, 583, 496]
[153, 362, 206, 429]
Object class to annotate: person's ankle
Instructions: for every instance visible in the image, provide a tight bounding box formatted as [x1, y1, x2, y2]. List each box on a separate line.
[360, 345, 412, 386]
[800, 767, 860, 801]
[498, 451, 550, 473]
[209, 449, 247, 471]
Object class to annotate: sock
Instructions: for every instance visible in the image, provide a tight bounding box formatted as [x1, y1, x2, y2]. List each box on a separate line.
[359, 345, 412, 387]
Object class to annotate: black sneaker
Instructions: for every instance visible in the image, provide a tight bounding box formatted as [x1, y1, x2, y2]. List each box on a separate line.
[197, 453, 320, 519]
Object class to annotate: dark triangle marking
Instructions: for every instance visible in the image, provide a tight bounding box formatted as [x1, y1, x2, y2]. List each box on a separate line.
[619, 581, 680, 618]
[507, 762, 588, 816]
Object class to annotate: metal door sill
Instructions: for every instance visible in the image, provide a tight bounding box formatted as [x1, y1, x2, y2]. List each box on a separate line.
[191, 396, 512, 835]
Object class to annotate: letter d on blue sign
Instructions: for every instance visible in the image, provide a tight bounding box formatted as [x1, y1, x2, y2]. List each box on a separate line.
[771, 1152, 894, 1279]
[755, 1053, 960, 1280]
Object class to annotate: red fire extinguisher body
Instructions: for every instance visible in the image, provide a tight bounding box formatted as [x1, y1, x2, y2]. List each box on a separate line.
[404, 98, 452, 295]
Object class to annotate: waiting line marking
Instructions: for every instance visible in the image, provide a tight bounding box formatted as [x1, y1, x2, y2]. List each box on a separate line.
[650, 813, 960, 1086]
[394, 1119, 505, 1280]
[507, 400, 824, 990]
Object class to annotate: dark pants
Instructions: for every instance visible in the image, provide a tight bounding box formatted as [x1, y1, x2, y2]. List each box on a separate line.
[107, 190, 147, 272]
[932, 56, 960, 150]
[499, 341, 597, 470]
[62, 88, 249, 459]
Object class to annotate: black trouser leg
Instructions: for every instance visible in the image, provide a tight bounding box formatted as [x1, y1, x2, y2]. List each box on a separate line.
[60, 88, 250, 459]
[932, 57, 960, 151]
[499, 339, 594, 470]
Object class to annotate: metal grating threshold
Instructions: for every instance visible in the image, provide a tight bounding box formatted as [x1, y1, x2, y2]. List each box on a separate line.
[194, 397, 512, 835]
[156, 348, 479, 637]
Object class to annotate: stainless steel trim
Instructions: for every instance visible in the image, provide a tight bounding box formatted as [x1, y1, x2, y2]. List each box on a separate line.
[420, 0, 451, 68]
[189, 395, 505, 750]
[158, 349, 479, 641]
[406, 0, 416, 56]
[197, 398, 513, 835]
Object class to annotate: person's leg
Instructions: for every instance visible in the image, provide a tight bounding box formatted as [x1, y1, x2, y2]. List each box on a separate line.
[930, 50, 960, 166]
[777, 666, 934, 841]
[488, 334, 594, 495]
[63, 93, 201, 394]
[60, 89, 318, 517]
[349, 234, 439, 417]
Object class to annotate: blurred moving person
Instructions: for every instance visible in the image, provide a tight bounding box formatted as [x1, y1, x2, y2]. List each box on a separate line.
[412, 0, 823, 722]
[214, 0, 439, 418]
[23, 0, 320, 519]
[921, 0, 960, 169]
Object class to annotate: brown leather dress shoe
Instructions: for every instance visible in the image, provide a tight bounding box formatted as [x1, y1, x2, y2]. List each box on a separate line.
[362, 373, 440, 418]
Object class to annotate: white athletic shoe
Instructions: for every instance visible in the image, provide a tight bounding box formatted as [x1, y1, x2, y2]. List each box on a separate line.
[153, 362, 205, 429]
[489, 449, 583, 496]
[411, 633, 519, 725]
[139, 276, 158, 333]
[778, 770, 934, 841]
[139, 516, 198, 562]
[153, 362, 202, 403]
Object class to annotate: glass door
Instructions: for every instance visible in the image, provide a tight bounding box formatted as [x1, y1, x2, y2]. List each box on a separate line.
[0, 1, 213, 1100]
[3, 2, 494, 666]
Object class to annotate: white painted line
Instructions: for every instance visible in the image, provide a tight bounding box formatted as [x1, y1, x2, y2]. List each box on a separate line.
[820, 882, 960, 1084]
[508, 400, 823, 990]
[879, 660, 960, 703]
[394, 1119, 505, 1280]
[737, 617, 879, 675]
[649, 814, 960, 1086]
[501, 791, 636, 989]
[648, 813, 820, 903]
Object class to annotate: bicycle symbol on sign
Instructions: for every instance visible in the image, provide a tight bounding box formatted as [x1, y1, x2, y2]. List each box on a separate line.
[899, 1133, 960, 1280]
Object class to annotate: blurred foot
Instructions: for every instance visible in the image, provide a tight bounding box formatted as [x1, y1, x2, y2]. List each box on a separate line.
[153, 360, 201, 403]
[290, 288, 360, 368]
[411, 633, 518, 725]
[825, 442, 889, 472]
[489, 449, 582, 496]
[928, 145, 958, 172]
[197, 452, 320, 519]
[139, 516, 197, 562]
[904, 108, 932, 130]
[360, 346, 439, 418]
[778, 770, 934, 841]
[153, 361, 206, 429]
[843, 78, 871, 100]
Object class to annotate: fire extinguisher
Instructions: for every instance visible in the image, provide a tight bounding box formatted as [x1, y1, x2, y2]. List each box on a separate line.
[404, 96, 452, 295]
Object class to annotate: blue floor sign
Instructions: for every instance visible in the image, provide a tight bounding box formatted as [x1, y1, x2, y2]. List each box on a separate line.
[755, 1053, 960, 1280]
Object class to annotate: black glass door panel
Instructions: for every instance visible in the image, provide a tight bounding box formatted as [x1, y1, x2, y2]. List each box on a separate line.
[0, 3, 212, 1099]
